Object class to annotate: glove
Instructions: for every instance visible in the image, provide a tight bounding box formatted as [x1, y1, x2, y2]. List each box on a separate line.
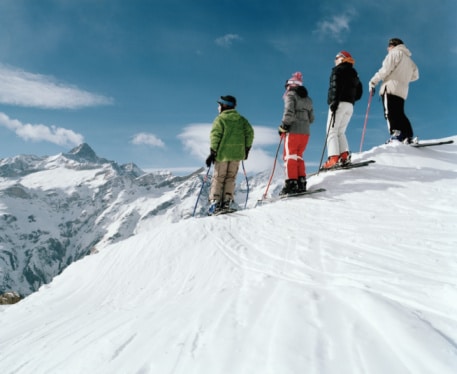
[278, 124, 290, 135]
[205, 149, 217, 167]
[369, 81, 376, 94]
[245, 147, 251, 160]
[330, 101, 339, 113]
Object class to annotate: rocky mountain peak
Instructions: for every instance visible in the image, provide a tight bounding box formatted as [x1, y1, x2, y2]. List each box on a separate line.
[66, 143, 103, 164]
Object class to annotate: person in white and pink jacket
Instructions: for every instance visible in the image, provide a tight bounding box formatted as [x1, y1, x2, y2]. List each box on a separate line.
[369, 38, 419, 144]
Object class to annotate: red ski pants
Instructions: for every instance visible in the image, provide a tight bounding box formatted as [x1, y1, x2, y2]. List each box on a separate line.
[282, 133, 310, 180]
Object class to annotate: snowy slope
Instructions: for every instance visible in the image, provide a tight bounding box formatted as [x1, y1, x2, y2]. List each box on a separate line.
[0, 138, 456, 374]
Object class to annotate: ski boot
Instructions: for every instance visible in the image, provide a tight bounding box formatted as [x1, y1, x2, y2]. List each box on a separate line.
[322, 155, 339, 169]
[208, 200, 221, 215]
[279, 179, 299, 196]
[338, 151, 351, 166]
[297, 176, 307, 193]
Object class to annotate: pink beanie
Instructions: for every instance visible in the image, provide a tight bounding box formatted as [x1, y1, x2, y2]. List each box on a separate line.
[286, 72, 303, 86]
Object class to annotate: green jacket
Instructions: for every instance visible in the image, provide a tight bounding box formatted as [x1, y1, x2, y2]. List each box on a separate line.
[210, 109, 254, 162]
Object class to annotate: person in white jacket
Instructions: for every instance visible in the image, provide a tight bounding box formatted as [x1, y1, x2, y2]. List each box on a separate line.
[369, 38, 419, 143]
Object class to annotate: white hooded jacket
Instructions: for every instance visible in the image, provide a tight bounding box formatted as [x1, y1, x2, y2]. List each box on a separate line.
[370, 44, 419, 99]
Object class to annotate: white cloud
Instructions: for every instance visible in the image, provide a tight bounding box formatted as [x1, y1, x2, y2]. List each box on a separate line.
[0, 112, 84, 147]
[178, 124, 279, 174]
[178, 124, 210, 159]
[131, 132, 165, 148]
[314, 9, 357, 42]
[252, 126, 282, 146]
[215, 33, 242, 47]
[0, 64, 113, 109]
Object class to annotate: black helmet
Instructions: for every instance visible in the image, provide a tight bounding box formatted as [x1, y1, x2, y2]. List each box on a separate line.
[217, 95, 236, 107]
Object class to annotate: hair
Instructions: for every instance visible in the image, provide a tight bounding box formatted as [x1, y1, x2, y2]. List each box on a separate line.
[388, 38, 404, 47]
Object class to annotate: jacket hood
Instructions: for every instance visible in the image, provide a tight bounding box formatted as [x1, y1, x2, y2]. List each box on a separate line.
[393, 44, 412, 57]
[293, 85, 309, 98]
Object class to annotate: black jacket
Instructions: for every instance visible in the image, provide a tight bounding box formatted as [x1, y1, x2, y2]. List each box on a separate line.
[327, 62, 362, 105]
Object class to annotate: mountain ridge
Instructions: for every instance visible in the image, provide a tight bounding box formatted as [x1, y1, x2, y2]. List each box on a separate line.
[0, 143, 208, 296]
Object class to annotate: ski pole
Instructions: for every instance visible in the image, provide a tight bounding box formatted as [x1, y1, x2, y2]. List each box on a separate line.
[241, 160, 249, 209]
[317, 110, 335, 174]
[192, 166, 211, 217]
[359, 90, 374, 153]
[262, 134, 283, 200]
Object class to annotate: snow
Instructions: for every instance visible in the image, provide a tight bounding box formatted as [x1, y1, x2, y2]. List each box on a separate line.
[19, 167, 108, 191]
[1, 138, 457, 374]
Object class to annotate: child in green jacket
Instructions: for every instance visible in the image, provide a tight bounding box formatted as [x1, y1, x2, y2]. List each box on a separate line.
[205, 95, 254, 214]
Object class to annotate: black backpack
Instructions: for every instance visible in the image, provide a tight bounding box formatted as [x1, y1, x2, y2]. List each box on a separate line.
[354, 76, 363, 101]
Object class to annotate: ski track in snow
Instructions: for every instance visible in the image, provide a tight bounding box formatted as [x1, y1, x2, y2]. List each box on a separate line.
[0, 139, 457, 373]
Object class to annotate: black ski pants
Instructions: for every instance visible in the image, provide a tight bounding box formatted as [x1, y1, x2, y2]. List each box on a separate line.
[382, 93, 414, 138]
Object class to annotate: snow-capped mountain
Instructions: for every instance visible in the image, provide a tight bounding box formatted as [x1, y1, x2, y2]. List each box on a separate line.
[0, 143, 209, 297]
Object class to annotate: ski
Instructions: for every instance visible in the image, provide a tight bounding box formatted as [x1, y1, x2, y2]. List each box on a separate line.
[410, 140, 454, 148]
[280, 188, 326, 199]
[308, 160, 376, 177]
[257, 188, 326, 205]
[210, 208, 238, 216]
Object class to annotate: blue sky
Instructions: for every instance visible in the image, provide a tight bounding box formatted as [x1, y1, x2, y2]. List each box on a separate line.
[0, 0, 455, 174]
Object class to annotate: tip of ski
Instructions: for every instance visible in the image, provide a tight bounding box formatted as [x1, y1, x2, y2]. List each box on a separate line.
[410, 140, 454, 148]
